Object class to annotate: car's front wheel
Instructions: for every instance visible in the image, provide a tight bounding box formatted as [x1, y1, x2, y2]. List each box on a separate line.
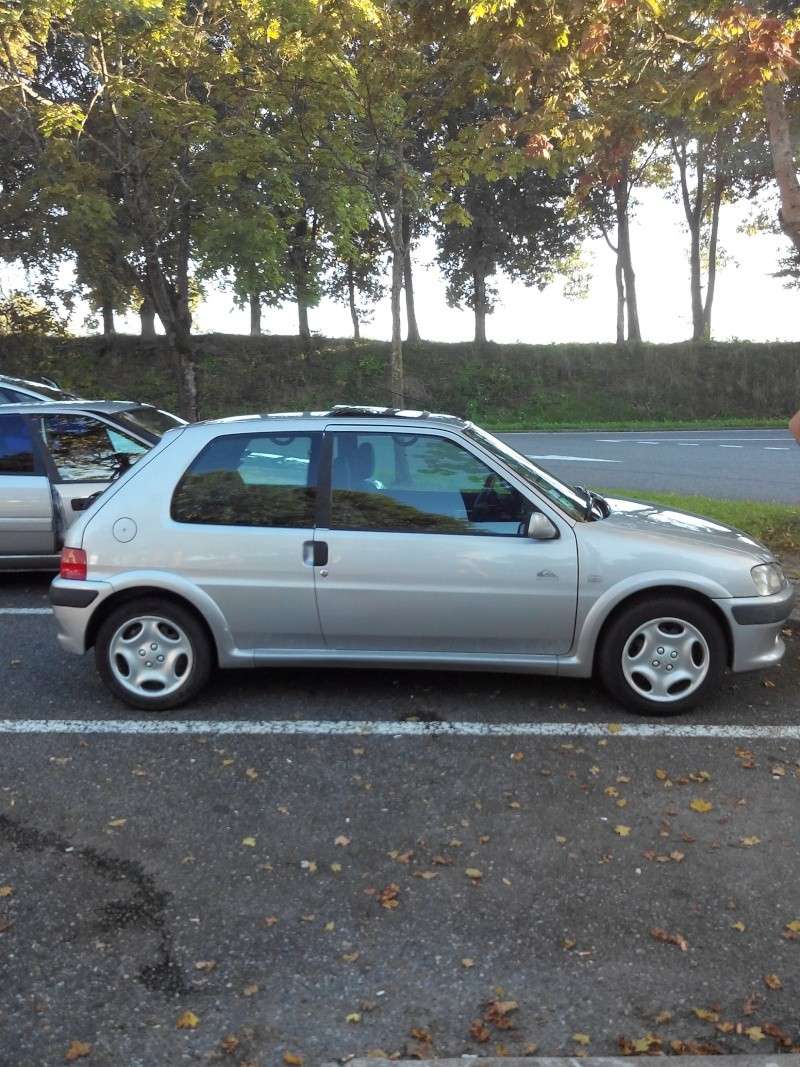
[96, 597, 213, 711]
[598, 596, 726, 716]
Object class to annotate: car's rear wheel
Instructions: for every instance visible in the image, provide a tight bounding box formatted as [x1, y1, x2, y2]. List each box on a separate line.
[598, 596, 726, 716]
[96, 597, 212, 711]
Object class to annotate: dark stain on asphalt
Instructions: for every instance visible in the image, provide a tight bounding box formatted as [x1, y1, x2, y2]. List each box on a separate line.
[0, 812, 187, 996]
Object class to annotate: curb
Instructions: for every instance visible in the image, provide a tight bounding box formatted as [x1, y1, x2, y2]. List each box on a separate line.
[333, 1059, 800, 1067]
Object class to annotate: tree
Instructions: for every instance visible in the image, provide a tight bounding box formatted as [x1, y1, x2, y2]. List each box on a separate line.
[436, 168, 586, 343]
[0, 290, 67, 335]
[325, 222, 386, 340]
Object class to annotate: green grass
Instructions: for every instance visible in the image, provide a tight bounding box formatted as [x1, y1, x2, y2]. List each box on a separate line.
[486, 416, 787, 433]
[598, 487, 800, 564]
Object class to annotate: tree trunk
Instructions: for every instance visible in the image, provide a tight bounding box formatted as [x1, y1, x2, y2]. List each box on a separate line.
[249, 292, 262, 336]
[390, 197, 405, 408]
[764, 81, 800, 255]
[297, 295, 311, 341]
[402, 214, 421, 343]
[101, 302, 115, 337]
[614, 166, 641, 343]
[615, 256, 625, 345]
[473, 266, 488, 344]
[702, 177, 723, 341]
[673, 137, 705, 341]
[347, 266, 360, 340]
[139, 296, 157, 338]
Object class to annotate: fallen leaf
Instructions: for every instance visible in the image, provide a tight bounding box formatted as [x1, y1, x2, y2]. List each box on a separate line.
[176, 1010, 200, 1030]
[194, 960, 216, 971]
[604, 787, 619, 798]
[650, 927, 688, 951]
[220, 1035, 240, 1054]
[324, 921, 335, 932]
[108, 818, 126, 828]
[341, 951, 360, 963]
[377, 883, 400, 909]
[0, 918, 13, 934]
[283, 1054, 304, 1065]
[461, 957, 475, 968]
[414, 870, 438, 880]
[485, 1000, 518, 1028]
[334, 835, 351, 847]
[693, 1008, 719, 1022]
[0, 886, 12, 898]
[746, 1026, 765, 1042]
[346, 1012, 361, 1024]
[608, 723, 622, 734]
[573, 1033, 591, 1045]
[469, 1020, 491, 1043]
[242, 983, 259, 996]
[740, 836, 761, 847]
[245, 767, 258, 780]
[614, 825, 631, 837]
[689, 799, 713, 813]
[465, 868, 483, 880]
[655, 769, 669, 781]
[300, 860, 317, 873]
[764, 973, 782, 990]
[263, 916, 278, 927]
[731, 921, 746, 932]
[330, 862, 342, 873]
[65, 1041, 92, 1062]
[511, 751, 524, 761]
[669, 851, 685, 862]
[654, 1010, 672, 1025]
[241, 836, 256, 848]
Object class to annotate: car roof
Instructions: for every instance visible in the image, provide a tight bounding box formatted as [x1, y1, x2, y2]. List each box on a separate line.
[0, 374, 61, 390]
[0, 399, 144, 416]
[196, 406, 467, 430]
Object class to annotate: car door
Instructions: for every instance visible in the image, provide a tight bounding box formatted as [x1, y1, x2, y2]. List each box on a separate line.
[313, 427, 579, 656]
[168, 429, 324, 651]
[31, 412, 149, 523]
[0, 412, 57, 558]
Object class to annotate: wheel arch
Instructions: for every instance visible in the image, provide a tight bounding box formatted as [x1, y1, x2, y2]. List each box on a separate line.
[86, 586, 220, 667]
[592, 585, 734, 673]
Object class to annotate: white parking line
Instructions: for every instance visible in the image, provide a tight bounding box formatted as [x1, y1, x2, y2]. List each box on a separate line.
[636, 441, 661, 445]
[765, 447, 791, 451]
[2, 719, 800, 740]
[720, 444, 743, 448]
[677, 442, 700, 446]
[0, 608, 52, 615]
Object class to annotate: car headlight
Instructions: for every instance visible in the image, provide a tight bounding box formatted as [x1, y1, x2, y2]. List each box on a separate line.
[751, 563, 785, 596]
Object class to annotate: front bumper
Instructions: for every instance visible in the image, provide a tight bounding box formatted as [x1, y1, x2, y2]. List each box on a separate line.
[49, 578, 113, 655]
[715, 582, 795, 673]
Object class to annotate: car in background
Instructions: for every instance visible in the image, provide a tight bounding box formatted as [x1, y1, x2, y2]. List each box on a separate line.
[48, 407, 792, 715]
[0, 373, 82, 404]
[0, 400, 186, 571]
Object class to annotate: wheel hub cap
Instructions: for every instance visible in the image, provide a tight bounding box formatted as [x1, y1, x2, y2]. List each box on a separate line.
[109, 616, 192, 698]
[622, 617, 709, 703]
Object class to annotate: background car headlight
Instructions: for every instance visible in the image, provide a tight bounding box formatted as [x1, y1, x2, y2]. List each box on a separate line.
[751, 563, 785, 596]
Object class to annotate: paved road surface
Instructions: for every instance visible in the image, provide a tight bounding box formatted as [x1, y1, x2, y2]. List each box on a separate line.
[501, 429, 799, 503]
[1, 575, 800, 1064]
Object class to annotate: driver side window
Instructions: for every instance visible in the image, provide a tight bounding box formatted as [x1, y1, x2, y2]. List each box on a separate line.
[329, 431, 534, 536]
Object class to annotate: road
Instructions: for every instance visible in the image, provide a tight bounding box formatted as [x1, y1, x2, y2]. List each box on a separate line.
[501, 429, 799, 503]
[1, 574, 800, 1065]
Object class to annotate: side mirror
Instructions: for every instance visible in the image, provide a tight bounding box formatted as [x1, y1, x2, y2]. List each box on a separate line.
[528, 512, 558, 540]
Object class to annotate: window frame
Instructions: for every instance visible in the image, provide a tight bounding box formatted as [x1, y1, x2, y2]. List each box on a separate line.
[320, 426, 546, 539]
[0, 413, 48, 478]
[170, 429, 323, 529]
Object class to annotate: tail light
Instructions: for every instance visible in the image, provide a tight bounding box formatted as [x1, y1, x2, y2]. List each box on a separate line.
[60, 547, 87, 581]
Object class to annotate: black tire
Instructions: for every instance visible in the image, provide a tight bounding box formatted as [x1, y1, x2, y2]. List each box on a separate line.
[95, 596, 213, 711]
[597, 595, 726, 716]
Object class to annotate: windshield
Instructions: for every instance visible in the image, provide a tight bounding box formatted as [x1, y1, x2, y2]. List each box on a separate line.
[464, 423, 590, 522]
[113, 405, 186, 439]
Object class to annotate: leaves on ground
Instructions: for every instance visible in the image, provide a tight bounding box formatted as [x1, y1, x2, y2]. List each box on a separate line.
[693, 1007, 719, 1022]
[764, 973, 782, 990]
[334, 834, 351, 847]
[469, 1020, 491, 1043]
[176, 1011, 200, 1030]
[465, 867, 483, 880]
[740, 836, 761, 847]
[377, 883, 400, 909]
[346, 1012, 361, 1024]
[650, 927, 688, 951]
[572, 1033, 591, 1045]
[283, 1053, 304, 1066]
[241, 836, 256, 848]
[64, 1042, 92, 1062]
[689, 799, 713, 813]
[614, 825, 631, 836]
[0, 885, 12, 898]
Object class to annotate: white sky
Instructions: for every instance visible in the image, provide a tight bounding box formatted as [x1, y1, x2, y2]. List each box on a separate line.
[4, 184, 798, 344]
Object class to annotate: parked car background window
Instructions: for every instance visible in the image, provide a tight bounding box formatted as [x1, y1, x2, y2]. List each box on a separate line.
[114, 406, 185, 438]
[330, 431, 534, 536]
[172, 432, 320, 527]
[35, 414, 147, 481]
[0, 414, 35, 474]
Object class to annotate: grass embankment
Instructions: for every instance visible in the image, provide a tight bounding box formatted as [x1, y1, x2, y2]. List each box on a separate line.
[601, 487, 800, 565]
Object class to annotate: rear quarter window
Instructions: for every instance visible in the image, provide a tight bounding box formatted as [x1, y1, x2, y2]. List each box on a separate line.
[171, 432, 321, 528]
[0, 414, 35, 474]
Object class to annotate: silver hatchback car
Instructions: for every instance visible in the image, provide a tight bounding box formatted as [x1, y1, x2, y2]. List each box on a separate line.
[50, 407, 793, 714]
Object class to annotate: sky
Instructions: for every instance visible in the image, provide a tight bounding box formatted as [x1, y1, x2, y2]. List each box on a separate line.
[4, 184, 798, 345]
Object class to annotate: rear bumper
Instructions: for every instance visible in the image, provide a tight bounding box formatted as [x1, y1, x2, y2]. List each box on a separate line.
[49, 578, 112, 655]
[715, 583, 794, 673]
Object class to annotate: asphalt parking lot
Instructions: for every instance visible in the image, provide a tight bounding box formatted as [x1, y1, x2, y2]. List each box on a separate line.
[2, 574, 800, 1066]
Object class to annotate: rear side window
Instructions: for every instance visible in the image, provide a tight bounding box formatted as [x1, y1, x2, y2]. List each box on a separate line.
[35, 414, 147, 481]
[172, 432, 320, 527]
[0, 414, 35, 473]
